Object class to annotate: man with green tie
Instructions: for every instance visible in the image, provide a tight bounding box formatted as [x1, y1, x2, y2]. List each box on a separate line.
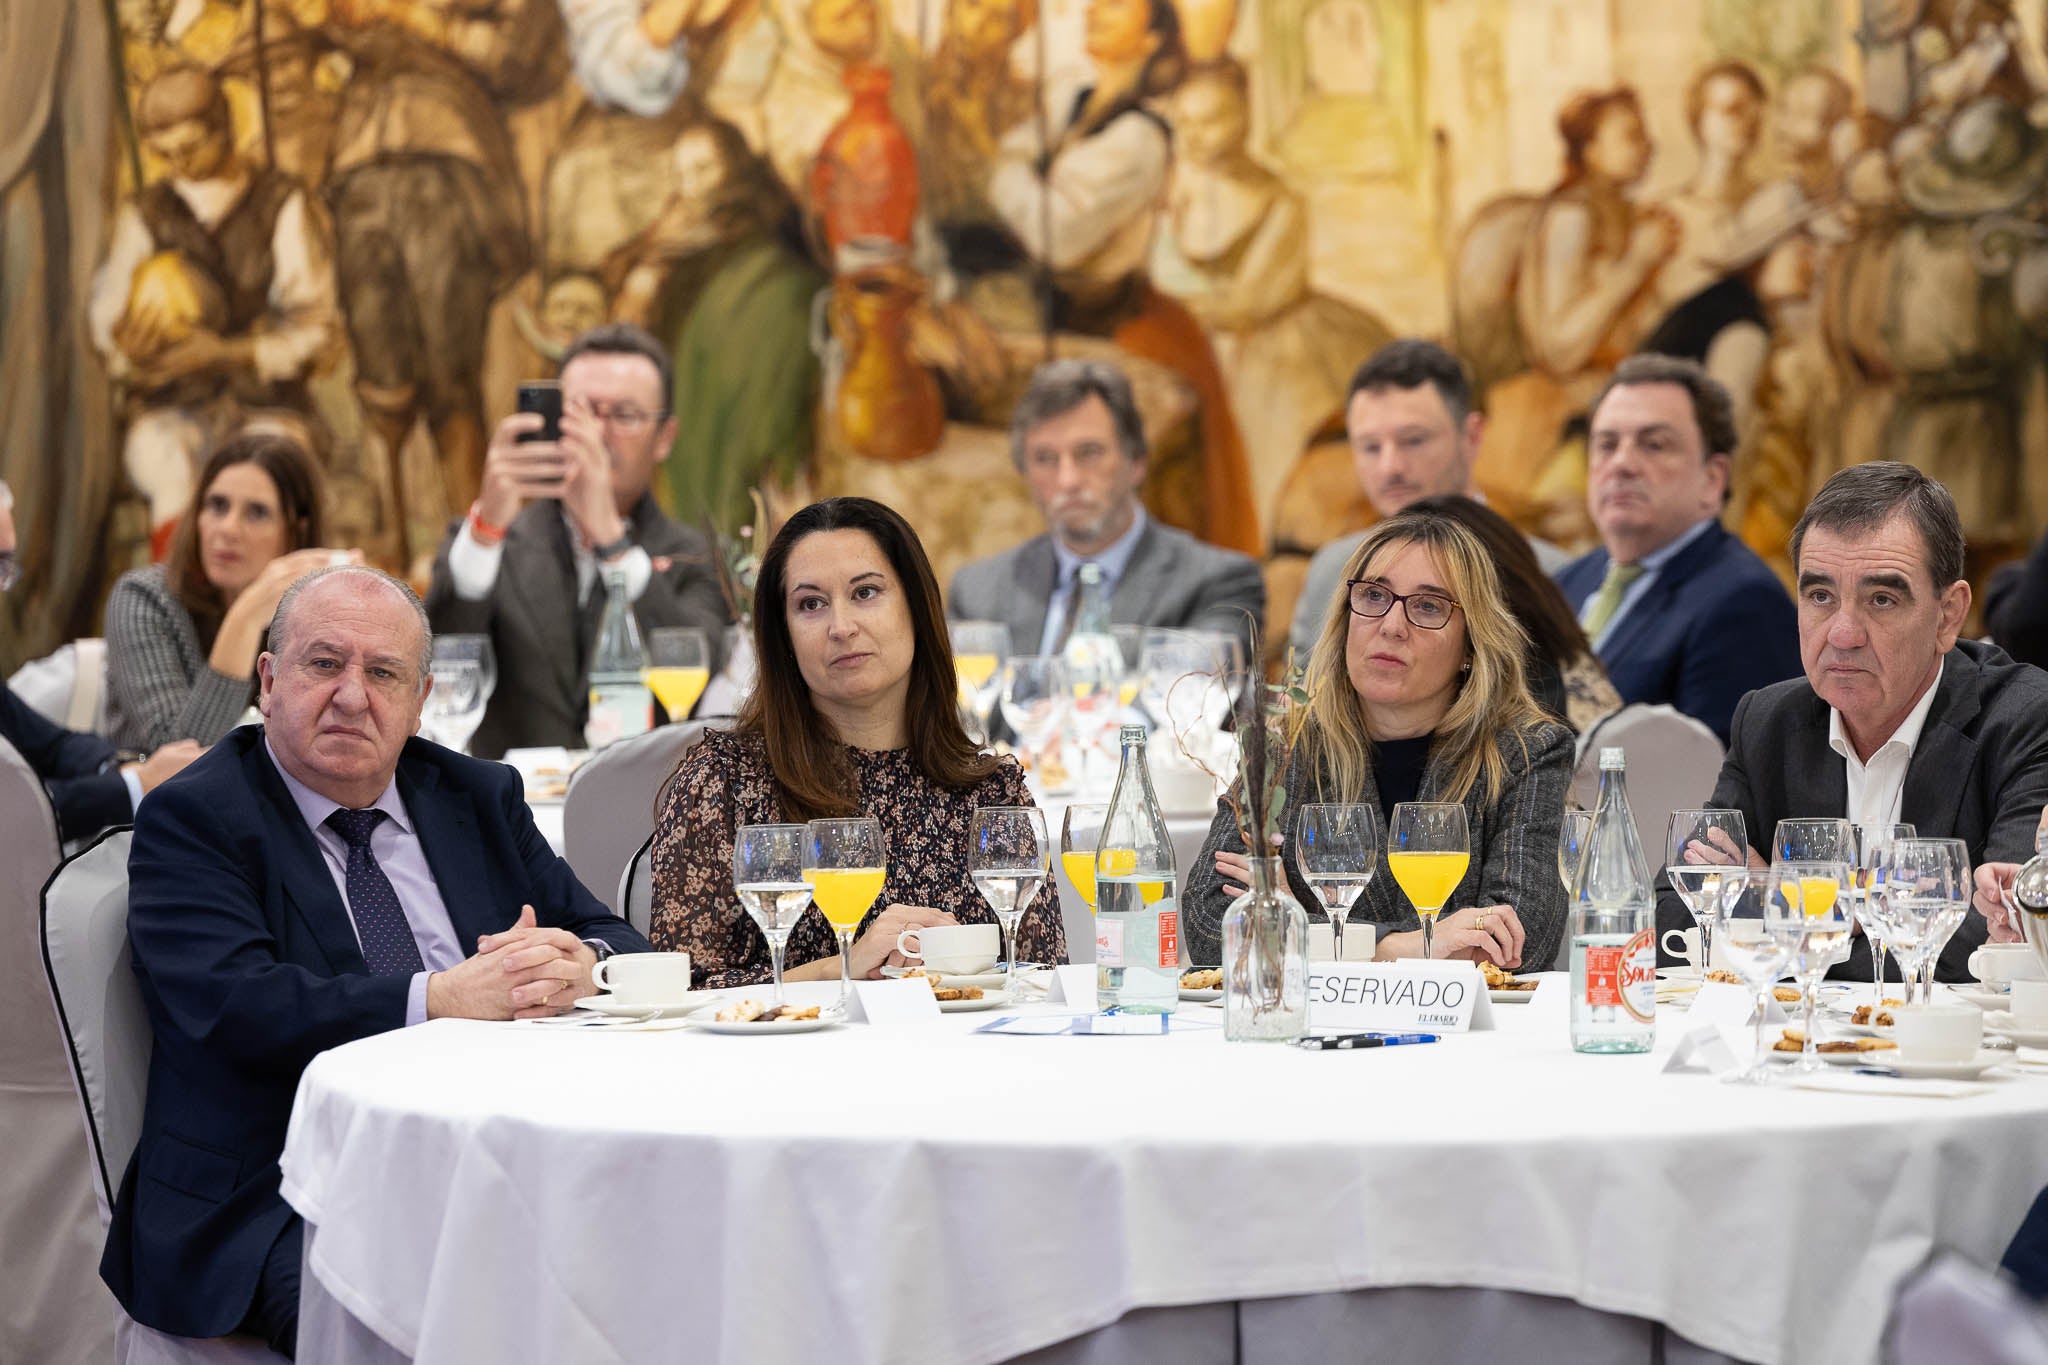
[1551, 354, 1799, 742]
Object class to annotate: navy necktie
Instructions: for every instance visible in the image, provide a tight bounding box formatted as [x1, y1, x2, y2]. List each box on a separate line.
[326, 808, 426, 976]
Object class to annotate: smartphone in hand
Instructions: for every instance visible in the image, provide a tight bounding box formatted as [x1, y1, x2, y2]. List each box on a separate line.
[516, 380, 562, 443]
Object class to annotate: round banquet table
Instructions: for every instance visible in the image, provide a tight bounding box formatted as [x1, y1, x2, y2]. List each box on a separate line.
[278, 980, 2048, 1365]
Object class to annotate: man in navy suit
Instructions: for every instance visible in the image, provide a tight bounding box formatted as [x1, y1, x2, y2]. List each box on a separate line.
[102, 564, 650, 1356]
[0, 478, 200, 840]
[1552, 354, 1799, 742]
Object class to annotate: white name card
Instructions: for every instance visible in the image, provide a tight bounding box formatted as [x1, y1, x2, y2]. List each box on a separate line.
[1663, 980, 1785, 1075]
[1049, 963, 1100, 1009]
[847, 978, 942, 1026]
[1305, 960, 1494, 1033]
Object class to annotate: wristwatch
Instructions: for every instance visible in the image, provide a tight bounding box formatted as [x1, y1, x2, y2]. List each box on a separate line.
[590, 528, 635, 561]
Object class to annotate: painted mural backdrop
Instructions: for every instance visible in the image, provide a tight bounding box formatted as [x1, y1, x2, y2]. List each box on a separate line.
[7, 0, 2048, 669]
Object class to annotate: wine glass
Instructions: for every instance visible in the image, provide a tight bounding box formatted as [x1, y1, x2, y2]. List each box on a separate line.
[423, 656, 486, 754]
[1060, 803, 1110, 915]
[1714, 868, 1803, 1085]
[1191, 629, 1247, 709]
[949, 620, 1011, 745]
[1908, 834, 1974, 1002]
[1294, 804, 1381, 962]
[803, 818, 887, 1009]
[644, 627, 712, 723]
[1558, 809, 1593, 897]
[1776, 858, 1853, 1074]
[733, 823, 813, 1007]
[1665, 809, 1747, 975]
[1773, 818, 1854, 865]
[1853, 822, 1915, 1008]
[1062, 631, 1125, 790]
[970, 806, 1049, 1000]
[1138, 629, 1229, 744]
[432, 633, 496, 705]
[1388, 802, 1470, 961]
[998, 655, 1070, 781]
[1863, 836, 1950, 1010]
[1111, 626, 1145, 711]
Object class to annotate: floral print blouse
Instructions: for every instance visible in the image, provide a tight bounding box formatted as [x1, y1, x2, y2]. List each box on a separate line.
[650, 728, 1070, 988]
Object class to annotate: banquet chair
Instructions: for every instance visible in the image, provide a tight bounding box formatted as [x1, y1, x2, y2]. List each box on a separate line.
[617, 832, 657, 939]
[0, 739, 120, 1364]
[563, 719, 718, 913]
[1890, 1253, 2048, 1363]
[40, 828, 288, 1365]
[8, 636, 108, 731]
[1563, 704, 1725, 970]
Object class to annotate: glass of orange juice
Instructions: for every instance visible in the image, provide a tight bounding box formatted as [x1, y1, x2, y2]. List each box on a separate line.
[1388, 802, 1470, 962]
[644, 628, 712, 723]
[803, 817, 887, 1007]
[1060, 803, 1110, 913]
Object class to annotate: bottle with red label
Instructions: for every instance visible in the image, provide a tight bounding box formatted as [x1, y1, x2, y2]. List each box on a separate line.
[1570, 747, 1655, 1052]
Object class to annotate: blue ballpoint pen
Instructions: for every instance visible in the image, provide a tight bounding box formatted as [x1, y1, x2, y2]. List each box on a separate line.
[1298, 1032, 1440, 1051]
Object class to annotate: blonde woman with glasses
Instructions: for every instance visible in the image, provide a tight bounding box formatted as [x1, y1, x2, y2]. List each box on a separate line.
[1182, 509, 1574, 969]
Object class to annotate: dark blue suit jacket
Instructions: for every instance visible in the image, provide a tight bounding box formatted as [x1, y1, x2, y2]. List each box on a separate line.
[0, 681, 129, 843]
[101, 725, 650, 1338]
[1553, 521, 1800, 743]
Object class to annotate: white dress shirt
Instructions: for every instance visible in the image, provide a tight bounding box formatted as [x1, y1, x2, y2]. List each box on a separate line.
[1826, 658, 1944, 834]
[265, 741, 466, 1026]
[446, 504, 654, 604]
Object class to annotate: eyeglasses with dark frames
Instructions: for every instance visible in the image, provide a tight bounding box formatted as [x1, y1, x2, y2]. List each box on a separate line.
[1345, 579, 1461, 630]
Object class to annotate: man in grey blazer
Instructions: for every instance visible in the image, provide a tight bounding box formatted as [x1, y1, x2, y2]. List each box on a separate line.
[425, 325, 728, 758]
[1666, 462, 2048, 981]
[948, 359, 1264, 661]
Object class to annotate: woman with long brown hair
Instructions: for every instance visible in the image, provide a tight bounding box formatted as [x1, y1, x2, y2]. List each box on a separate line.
[104, 431, 356, 750]
[650, 497, 1069, 988]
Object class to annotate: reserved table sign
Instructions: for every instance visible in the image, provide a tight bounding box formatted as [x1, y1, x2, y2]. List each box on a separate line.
[1305, 960, 1495, 1034]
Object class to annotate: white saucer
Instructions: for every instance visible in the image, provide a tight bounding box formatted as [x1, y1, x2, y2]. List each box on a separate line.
[682, 1005, 842, 1034]
[578, 994, 715, 1018]
[882, 967, 1008, 991]
[1179, 987, 1223, 1002]
[1983, 1011, 2048, 1047]
[1882, 1050, 2010, 1080]
[937, 993, 1009, 1013]
[1819, 1046, 1899, 1066]
[1490, 987, 1538, 1005]
[1953, 985, 2013, 1011]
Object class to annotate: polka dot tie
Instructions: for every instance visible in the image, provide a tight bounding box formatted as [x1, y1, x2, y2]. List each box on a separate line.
[326, 808, 426, 976]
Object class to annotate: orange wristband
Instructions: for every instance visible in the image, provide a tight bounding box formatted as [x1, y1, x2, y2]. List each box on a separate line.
[468, 501, 508, 546]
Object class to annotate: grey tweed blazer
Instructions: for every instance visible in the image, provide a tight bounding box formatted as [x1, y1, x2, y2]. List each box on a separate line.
[1180, 719, 1575, 968]
[104, 564, 257, 751]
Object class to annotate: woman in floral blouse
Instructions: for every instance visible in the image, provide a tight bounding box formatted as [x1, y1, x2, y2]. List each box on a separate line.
[650, 497, 1068, 988]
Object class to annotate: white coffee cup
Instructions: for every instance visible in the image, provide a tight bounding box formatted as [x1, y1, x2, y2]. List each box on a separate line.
[895, 923, 1000, 974]
[1892, 1004, 1981, 1063]
[1969, 942, 2048, 986]
[2010, 979, 2048, 1027]
[588, 952, 693, 1004]
[1662, 927, 1702, 973]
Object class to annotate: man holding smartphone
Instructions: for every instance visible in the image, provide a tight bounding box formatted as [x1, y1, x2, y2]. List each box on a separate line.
[425, 324, 729, 757]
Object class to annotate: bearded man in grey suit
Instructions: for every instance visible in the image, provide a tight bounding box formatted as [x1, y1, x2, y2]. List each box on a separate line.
[1667, 461, 2048, 981]
[425, 324, 728, 758]
[949, 359, 1265, 661]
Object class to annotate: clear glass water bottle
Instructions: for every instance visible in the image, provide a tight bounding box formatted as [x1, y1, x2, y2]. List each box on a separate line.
[1570, 747, 1656, 1053]
[1095, 725, 1180, 1013]
[584, 564, 653, 750]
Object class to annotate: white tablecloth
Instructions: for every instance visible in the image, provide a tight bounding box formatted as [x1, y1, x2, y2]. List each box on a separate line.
[278, 982, 2048, 1365]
